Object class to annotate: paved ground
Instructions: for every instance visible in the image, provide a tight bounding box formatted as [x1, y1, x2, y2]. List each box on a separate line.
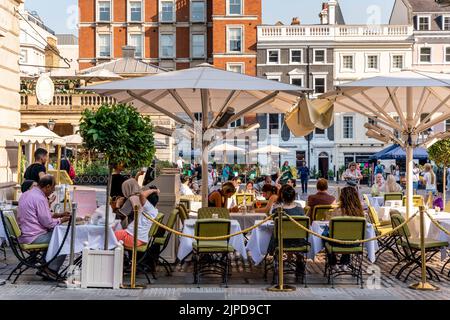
[0, 182, 448, 300]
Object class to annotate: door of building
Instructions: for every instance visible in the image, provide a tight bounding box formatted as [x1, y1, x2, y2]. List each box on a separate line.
[318, 152, 329, 178]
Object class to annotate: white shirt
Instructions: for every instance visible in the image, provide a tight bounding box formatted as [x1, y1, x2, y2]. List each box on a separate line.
[176, 158, 184, 169]
[126, 200, 158, 243]
[180, 183, 194, 196]
[424, 172, 436, 190]
[412, 168, 420, 183]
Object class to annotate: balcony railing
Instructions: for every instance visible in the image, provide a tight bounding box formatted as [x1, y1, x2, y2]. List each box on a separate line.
[258, 24, 413, 41]
[20, 93, 117, 110]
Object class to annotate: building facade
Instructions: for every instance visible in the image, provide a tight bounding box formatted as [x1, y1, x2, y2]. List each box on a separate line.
[256, 0, 417, 176]
[0, 0, 23, 197]
[78, 0, 260, 75]
[390, 0, 450, 72]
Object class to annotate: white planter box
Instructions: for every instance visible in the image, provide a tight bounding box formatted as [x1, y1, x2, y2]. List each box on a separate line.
[81, 243, 123, 289]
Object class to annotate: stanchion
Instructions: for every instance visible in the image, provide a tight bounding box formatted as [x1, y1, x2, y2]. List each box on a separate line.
[267, 207, 296, 292]
[66, 202, 78, 288]
[123, 205, 145, 289]
[409, 206, 439, 291]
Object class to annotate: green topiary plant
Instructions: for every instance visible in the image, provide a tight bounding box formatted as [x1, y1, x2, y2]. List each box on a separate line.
[428, 139, 450, 205]
[79, 103, 155, 249]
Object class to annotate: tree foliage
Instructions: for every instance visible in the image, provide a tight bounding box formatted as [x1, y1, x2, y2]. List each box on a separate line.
[79, 103, 155, 169]
[428, 139, 450, 167]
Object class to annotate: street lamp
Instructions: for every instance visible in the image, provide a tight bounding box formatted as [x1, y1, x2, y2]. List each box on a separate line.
[47, 119, 56, 131]
[305, 132, 313, 167]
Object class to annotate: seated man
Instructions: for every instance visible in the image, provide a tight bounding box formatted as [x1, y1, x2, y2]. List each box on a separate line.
[17, 175, 71, 280]
[307, 178, 336, 216]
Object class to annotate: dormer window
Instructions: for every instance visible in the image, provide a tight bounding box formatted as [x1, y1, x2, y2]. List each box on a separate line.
[443, 16, 450, 31]
[417, 15, 430, 31]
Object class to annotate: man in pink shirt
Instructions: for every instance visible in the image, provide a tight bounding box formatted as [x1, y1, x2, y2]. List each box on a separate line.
[18, 175, 70, 279]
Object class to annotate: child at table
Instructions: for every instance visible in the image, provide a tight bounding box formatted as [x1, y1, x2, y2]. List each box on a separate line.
[114, 179, 160, 249]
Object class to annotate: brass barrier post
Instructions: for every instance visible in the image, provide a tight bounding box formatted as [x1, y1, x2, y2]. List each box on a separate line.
[123, 205, 145, 289]
[410, 206, 439, 291]
[267, 208, 296, 292]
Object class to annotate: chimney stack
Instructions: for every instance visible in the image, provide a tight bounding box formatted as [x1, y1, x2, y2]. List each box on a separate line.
[291, 17, 300, 25]
[328, 0, 337, 25]
[122, 46, 136, 58]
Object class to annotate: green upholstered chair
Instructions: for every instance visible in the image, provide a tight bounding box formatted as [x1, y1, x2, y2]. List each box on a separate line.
[325, 216, 366, 288]
[402, 195, 424, 207]
[312, 205, 337, 221]
[198, 207, 230, 219]
[193, 219, 233, 287]
[0, 210, 50, 283]
[272, 215, 310, 287]
[390, 214, 448, 282]
[384, 192, 403, 202]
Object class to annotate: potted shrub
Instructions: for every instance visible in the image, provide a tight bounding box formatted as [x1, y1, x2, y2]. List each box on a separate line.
[79, 103, 155, 288]
[428, 139, 450, 206]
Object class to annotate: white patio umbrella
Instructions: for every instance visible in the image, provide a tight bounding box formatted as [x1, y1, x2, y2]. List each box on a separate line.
[63, 134, 83, 145]
[250, 145, 290, 174]
[210, 143, 245, 165]
[319, 70, 450, 218]
[82, 63, 308, 205]
[77, 69, 123, 84]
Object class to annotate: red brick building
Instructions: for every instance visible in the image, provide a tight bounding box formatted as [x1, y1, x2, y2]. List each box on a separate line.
[78, 0, 260, 75]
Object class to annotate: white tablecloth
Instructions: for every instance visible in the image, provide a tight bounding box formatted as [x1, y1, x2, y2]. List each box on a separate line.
[308, 221, 378, 263]
[46, 222, 120, 262]
[230, 212, 267, 230]
[294, 200, 306, 208]
[246, 219, 379, 265]
[177, 219, 247, 261]
[367, 196, 384, 208]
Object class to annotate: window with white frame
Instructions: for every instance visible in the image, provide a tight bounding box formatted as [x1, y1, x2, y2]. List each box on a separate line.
[446, 47, 450, 63]
[98, 1, 111, 21]
[313, 49, 326, 63]
[160, 1, 174, 22]
[19, 49, 28, 63]
[267, 49, 280, 64]
[129, 1, 142, 22]
[191, 1, 205, 22]
[420, 47, 431, 63]
[392, 55, 404, 69]
[290, 76, 303, 87]
[192, 34, 205, 58]
[267, 75, 281, 82]
[443, 16, 450, 31]
[343, 116, 354, 139]
[290, 49, 302, 64]
[228, 0, 242, 15]
[366, 55, 379, 70]
[98, 34, 111, 57]
[160, 34, 174, 58]
[129, 34, 143, 58]
[342, 55, 354, 70]
[227, 27, 242, 53]
[227, 63, 244, 73]
[446, 119, 450, 131]
[313, 76, 326, 94]
[417, 16, 430, 31]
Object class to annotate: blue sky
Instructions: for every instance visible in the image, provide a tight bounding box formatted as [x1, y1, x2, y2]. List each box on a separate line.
[25, 0, 395, 35]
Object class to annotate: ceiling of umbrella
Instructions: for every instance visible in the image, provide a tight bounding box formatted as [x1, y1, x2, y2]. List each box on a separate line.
[82, 63, 309, 130]
[320, 70, 450, 148]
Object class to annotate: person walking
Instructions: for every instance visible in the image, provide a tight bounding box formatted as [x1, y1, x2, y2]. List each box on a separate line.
[298, 161, 310, 194]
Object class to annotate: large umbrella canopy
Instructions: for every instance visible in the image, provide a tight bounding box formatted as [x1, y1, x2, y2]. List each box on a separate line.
[82, 63, 308, 205]
[62, 134, 83, 145]
[210, 143, 245, 153]
[77, 69, 123, 83]
[369, 144, 428, 161]
[320, 70, 450, 217]
[250, 145, 290, 154]
[14, 126, 66, 146]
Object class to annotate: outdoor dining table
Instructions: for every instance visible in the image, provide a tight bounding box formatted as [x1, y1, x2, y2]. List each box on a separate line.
[177, 219, 247, 261]
[45, 221, 121, 262]
[366, 195, 384, 208]
[230, 212, 267, 230]
[246, 219, 378, 265]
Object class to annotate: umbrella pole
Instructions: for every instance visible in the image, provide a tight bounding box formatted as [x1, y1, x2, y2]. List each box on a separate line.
[56, 145, 62, 185]
[201, 138, 209, 207]
[45, 143, 50, 172]
[405, 145, 413, 219]
[17, 142, 22, 185]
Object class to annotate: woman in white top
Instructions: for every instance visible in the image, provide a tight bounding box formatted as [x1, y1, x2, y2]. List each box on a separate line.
[423, 163, 437, 195]
[371, 173, 385, 196]
[114, 179, 160, 248]
[180, 175, 194, 196]
[384, 174, 402, 193]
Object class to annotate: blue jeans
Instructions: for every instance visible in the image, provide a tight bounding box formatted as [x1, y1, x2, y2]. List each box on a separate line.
[32, 232, 66, 273]
[413, 182, 419, 191]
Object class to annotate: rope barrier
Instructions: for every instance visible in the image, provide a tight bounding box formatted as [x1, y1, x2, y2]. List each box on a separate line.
[283, 211, 419, 245]
[141, 212, 276, 240]
[425, 211, 450, 236]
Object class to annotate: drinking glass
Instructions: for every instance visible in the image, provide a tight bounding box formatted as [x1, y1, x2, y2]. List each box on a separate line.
[255, 201, 262, 209]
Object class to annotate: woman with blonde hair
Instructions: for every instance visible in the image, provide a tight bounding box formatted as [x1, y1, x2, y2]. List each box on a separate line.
[384, 174, 403, 193]
[423, 163, 437, 195]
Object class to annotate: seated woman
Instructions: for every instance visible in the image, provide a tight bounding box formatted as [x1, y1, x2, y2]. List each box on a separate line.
[384, 174, 402, 193]
[371, 173, 385, 197]
[208, 181, 239, 212]
[114, 179, 160, 248]
[327, 186, 365, 270]
[272, 184, 304, 216]
[245, 181, 255, 194]
[255, 184, 279, 215]
[179, 175, 194, 196]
